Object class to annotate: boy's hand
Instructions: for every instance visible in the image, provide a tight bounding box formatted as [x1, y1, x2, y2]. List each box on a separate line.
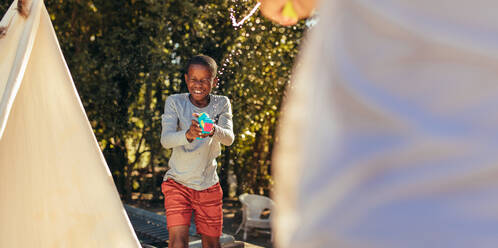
[186, 113, 214, 142]
[186, 119, 202, 142]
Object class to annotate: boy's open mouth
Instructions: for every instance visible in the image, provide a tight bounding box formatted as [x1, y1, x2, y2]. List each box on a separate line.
[191, 89, 206, 96]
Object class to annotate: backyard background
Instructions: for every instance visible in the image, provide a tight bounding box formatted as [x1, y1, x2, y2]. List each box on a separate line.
[0, 0, 308, 205]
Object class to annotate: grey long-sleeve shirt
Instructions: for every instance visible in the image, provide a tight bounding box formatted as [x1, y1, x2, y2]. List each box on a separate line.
[161, 93, 234, 190]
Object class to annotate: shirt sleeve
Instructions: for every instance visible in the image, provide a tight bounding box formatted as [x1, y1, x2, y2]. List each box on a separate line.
[160, 96, 190, 149]
[212, 97, 235, 146]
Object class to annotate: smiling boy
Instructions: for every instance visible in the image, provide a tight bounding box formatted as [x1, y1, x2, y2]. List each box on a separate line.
[160, 55, 234, 248]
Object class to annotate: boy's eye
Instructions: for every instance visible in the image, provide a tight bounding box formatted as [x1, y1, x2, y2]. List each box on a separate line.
[189, 79, 210, 84]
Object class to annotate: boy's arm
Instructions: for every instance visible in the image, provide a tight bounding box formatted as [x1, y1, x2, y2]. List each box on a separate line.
[160, 96, 190, 149]
[212, 97, 235, 146]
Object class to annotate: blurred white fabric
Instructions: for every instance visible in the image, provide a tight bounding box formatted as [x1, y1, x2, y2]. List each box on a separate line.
[0, 1, 140, 247]
[273, 0, 498, 247]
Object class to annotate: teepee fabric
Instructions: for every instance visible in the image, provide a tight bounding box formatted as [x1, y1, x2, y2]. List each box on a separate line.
[0, 1, 140, 247]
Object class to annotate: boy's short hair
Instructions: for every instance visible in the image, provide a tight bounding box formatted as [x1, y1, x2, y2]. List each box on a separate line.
[185, 55, 218, 79]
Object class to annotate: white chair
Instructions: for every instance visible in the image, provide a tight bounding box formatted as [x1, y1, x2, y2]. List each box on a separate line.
[235, 193, 274, 241]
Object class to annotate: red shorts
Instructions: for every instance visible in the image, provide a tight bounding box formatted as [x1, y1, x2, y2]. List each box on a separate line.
[161, 179, 223, 237]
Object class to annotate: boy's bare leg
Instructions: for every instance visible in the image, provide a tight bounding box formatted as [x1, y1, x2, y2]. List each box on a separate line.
[168, 225, 189, 248]
[201, 235, 221, 248]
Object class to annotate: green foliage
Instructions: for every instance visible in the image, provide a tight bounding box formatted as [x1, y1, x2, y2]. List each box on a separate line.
[0, 3, 8, 13]
[0, 0, 306, 200]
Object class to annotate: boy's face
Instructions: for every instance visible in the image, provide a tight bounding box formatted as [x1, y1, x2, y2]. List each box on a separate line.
[185, 64, 217, 102]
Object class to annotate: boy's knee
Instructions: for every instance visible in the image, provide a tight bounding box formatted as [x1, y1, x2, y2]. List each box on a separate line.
[169, 237, 188, 248]
[168, 225, 189, 248]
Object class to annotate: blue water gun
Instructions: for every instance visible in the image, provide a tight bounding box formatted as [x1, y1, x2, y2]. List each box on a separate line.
[196, 112, 214, 140]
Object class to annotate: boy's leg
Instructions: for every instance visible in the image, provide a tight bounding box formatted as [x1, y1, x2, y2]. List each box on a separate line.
[168, 225, 190, 248]
[193, 183, 223, 248]
[162, 179, 194, 248]
[201, 234, 221, 248]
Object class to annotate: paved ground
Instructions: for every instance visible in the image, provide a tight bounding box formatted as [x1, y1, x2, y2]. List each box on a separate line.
[134, 197, 273, 248]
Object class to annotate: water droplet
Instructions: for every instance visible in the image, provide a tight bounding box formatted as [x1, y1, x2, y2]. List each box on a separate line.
[229, 2, 261, 27]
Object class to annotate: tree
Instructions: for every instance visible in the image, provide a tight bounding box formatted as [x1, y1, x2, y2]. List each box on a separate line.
[0, 0, 307, 201]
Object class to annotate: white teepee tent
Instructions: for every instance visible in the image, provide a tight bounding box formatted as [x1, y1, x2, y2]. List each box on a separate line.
[0, 1, 140, 247]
